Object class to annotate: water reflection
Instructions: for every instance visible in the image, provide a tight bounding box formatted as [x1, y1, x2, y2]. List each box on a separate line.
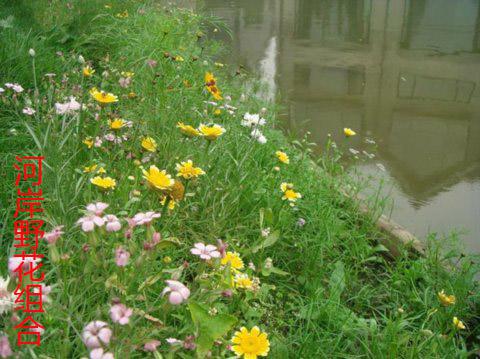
[181, 0, 480, 252]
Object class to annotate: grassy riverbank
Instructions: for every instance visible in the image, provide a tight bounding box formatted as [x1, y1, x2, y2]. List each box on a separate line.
[1, 1, 479, 358]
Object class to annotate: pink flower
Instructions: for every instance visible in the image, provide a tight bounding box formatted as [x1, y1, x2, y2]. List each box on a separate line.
[146, 59, 158, 68]
[94, 137, 103, 147]
[143, 232, 161, 251]
[190, 243, 220, 260]
[216, 239, 228, 258]
[152, 232, 161, 244]
[143, 340, 161, 352]
[22, 107, 35, 116]
[8, 257, 41, 277]
[0, 336, 12, 358]
[32, 284, 52, 303]
[90, 348, 114, 359]
[77, 215, 105, 232]
[109, 303, 133, 325]
[162, 280, 190, 305]
[55, 96, 81, 115]
[183, 335, 196, 350]
[82, 321, 112, 349]
[44, 226, 64, 245]
[118, 77, 131, 88]
[5, 83, 23, 93]
[115, 247, 130, 267]
[104, 215, 121, 232]
[86, 202, 109, 216]
[132, 211, 161, 226]
[77, 203, 108, 232]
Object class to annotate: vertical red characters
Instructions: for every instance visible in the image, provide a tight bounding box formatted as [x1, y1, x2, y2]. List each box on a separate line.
[12, 155, 45, 346]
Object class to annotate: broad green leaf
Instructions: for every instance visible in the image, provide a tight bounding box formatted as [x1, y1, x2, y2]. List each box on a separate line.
[188, 301, 237, 357]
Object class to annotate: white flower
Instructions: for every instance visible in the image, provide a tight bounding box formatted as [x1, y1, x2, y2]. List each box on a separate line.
[241, 112, 266, 128]
[190, 243, 221, 260]
[0, 277, 14, 314]
[22, 107, 35, 116]
[261, 227, 270, 237]
[29, 48, 36, 57]
[166, 338, 182, 345]
[251, 128, 267, 144]
[78, 55, 85, 64]
[0, 88, 4, 93]
[55, 96, 81, 115]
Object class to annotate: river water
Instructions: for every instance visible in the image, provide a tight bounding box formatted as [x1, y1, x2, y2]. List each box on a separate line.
[178, 0, 480, 253]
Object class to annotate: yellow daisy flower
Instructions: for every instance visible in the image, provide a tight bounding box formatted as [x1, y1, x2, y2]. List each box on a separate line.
[109, 118, 126, 130]
[234, 273, 253, 289]
[160, 196, 177, 210]
[142, 165, 174, 191]
[116, 10, 129, 18]
[177, 122, 200, 137]
[275, 151, 289, 164]
[280, 182, 302, 202]
[231, 326, 270, 359]
[438, 290, 456, 306]
[221, 251, 244, 271]
[97, 167, 106, 174]
[90, 176, 116, 190]
[83, 66, 95, 77]
[206, 84, 222, 100]
[121, 71, 134, 78]
[198, 123, 225, 141]
[344, 127, 356, 137]
[174, 55, 184, 62]
[214, 109, 222, 116]
[176, 160, 205, 180]
[83, 137, 94, 149]
[453, 317, 466, 330]
[83, 164, 97, 173]
[141, 137, 157, 152]
[205, 72, 216, 86]
[90, 88, 118, 104]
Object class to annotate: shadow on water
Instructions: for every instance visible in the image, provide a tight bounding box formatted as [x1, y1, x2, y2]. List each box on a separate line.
[179, 0, 480, 253]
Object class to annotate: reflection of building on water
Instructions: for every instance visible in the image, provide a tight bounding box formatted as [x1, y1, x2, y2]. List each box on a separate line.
[195, 0, 480, 206]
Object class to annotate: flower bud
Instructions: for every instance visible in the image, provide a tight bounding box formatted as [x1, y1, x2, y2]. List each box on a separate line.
[78, 55, 85, 64]
[28, 48, 36, 57]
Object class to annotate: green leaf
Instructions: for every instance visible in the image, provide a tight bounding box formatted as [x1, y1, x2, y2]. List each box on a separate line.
[251, 230, 280, 253]
[157, 237, 181, 249]
[329, 261, 345, 302]
[188, 301, 237, 357]
[269, 266, 289, 276]
[372, 244, 390, 253]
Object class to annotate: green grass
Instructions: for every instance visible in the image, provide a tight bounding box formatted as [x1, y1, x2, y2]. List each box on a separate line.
[0, 1, 479, 358]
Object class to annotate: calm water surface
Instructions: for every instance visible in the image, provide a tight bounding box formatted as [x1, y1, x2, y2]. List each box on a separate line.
[181, 0, 480, 253]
